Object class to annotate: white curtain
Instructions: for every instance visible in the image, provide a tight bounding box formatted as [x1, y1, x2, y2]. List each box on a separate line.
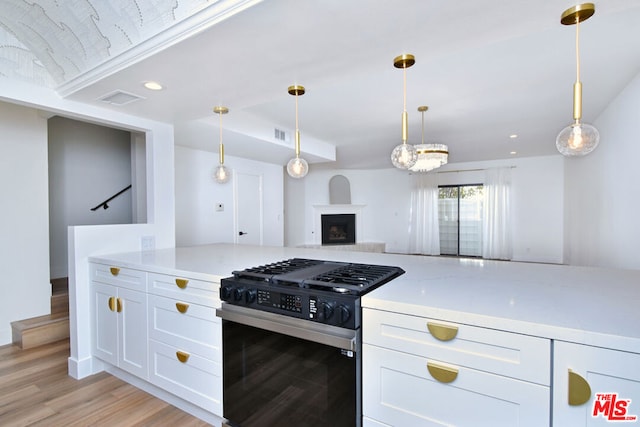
[408, 173, 440, 255]
[482, 167, 512, 260]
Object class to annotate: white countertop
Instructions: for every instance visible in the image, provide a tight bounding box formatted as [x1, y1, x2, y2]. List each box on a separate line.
[90, 243, 640, 353]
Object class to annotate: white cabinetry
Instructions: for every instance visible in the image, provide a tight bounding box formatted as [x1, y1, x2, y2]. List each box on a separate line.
[147, 272, 223, 416]
[363, 308, 550, 427]
[91, 264, 148, 379]
[553, 341, 640, 426]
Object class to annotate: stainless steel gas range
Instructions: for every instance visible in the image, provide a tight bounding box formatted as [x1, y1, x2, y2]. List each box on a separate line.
[216, 258, 404, 427]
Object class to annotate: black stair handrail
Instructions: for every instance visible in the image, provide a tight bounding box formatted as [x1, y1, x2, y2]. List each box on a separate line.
[90, 185, 132, 211]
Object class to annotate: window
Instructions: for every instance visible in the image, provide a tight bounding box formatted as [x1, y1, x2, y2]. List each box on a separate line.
[438, 185, 483, 257]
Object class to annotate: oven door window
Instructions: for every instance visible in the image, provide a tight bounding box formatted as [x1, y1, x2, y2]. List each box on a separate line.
[223, 320, 357, 427]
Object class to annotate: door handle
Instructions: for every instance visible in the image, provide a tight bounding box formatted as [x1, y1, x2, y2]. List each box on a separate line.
[238, 231, 248, 236]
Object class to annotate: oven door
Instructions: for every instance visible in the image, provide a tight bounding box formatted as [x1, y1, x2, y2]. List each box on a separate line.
[216, 303, 360, 427]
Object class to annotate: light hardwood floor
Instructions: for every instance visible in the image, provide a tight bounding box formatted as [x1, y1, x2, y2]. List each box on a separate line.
[0, 339, 211, 426]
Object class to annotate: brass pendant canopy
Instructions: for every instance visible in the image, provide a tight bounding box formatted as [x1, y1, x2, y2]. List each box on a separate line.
[561, 3, 595, 25]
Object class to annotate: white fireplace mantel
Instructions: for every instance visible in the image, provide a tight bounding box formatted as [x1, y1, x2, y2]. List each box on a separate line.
[313, 204, 365, 245]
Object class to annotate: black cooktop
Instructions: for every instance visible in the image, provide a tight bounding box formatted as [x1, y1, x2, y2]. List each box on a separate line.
[230, 258, 404, 296]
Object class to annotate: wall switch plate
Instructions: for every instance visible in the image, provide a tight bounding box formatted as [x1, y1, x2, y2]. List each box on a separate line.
[215, 203, 224, 212]
[141, 235, 155, 251]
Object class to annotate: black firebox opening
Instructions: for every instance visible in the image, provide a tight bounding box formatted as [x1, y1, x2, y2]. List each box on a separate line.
[321, 214, 356, 245]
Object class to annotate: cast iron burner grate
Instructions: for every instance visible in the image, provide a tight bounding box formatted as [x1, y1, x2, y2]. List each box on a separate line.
[232, 258, 404, 296]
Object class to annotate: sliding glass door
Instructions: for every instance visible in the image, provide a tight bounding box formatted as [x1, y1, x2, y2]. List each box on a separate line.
[438, 185, 483, 257]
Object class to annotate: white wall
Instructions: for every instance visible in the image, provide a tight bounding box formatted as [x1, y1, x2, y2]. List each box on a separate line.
[285, 155, 564, 263]
[564, 71, 640, 270]
[48, 116, 133, 279]
[0, 102, 51, 345]
[0, 78, 175, 376]
[175, 146, 284, 247]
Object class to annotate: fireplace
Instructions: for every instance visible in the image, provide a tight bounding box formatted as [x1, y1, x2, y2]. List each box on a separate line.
[321, 214, 356, 245]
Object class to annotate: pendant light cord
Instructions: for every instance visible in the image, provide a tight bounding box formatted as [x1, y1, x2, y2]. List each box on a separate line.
[295, 93, 300, 158]
[575, 17, 580, 83]
[218, 111, 224, 164]
[421, 109, 425, 144]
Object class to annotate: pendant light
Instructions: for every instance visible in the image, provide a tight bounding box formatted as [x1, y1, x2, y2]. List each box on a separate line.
[287, 84, 309, 179]
[213, 106, 230, 184]
[410, 106, 449, 172]
[390, 54, 417, 169]
[556, 3, 599, 156]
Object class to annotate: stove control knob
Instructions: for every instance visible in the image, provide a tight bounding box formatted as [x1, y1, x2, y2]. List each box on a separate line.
[220, 285, 233, 301]
[245, 289, 257, 304]
[320, 302, 335, 322]
[233, 287, 246, 302]
[337, 305, 351, 325]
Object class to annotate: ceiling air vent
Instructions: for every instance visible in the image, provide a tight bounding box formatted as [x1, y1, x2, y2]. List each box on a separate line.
[98, 90, 145, 106]
[274, 128, 287, 142]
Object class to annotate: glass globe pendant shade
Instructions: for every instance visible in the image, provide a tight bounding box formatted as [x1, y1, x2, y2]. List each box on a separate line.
[391, 143, 417, 169]
[556, 122, 599, 156]
[214, 164, 230, 183]
[287, 156, 309, 179]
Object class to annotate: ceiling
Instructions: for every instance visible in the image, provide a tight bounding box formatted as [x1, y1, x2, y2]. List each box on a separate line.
[2, 0, 640, 170]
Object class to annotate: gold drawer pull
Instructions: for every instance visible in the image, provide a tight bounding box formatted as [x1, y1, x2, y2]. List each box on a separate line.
[176, 351, 190, 363]
[116, 297, 123, 313]
[108, 296, 116, 312]
[568, 369, 592, 406]
[176, 302, 189, 313]
[427, 322, 458, 341]
[427, 362, 458, 383]
[110, 267, 120, 276]
[175, 278, 189, 289]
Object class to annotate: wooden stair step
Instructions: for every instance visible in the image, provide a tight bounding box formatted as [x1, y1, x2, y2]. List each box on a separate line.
[51, 291, 69, 315]
[11, 313, 70, 350]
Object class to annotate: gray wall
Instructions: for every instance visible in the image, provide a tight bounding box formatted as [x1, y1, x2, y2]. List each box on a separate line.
[48, 116, 133, 279]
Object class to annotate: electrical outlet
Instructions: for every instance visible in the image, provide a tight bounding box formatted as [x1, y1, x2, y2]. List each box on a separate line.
[141, 235, 155, 251]
[215, 203, 224, 212]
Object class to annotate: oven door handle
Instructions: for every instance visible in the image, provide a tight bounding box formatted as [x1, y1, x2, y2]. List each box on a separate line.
[216, 304, 358, 352]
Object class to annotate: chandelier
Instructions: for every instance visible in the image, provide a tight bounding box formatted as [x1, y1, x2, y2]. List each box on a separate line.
[410, 106, 448, 172]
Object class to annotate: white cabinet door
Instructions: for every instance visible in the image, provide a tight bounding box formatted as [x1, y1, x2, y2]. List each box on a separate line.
[92, 282, 148, 379]
[118, 287, 148, 378]
[93, 282, 118, 365]
[553, 341, 640, 426]
[364, 344, 550, 427]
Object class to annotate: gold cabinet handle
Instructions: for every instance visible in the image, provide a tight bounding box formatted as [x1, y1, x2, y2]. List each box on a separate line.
[176, 351, 190, 363]
[427, 322, 458, 341]
[175, 278, 189, 289]
[427, 362, 459, 383]
[108, 296, 116, 312]
[568, 369, 592, 406]
[175, 302, 189, 313]
[109, 267, 120, 276]
[116, 297, 123, 313]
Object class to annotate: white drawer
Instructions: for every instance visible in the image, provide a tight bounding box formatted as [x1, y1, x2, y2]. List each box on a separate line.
[363, 308, 550, 385]
[148, 272, 219, 307]
[363, 344, 549, 427]
[90, 263, 146, 291]
[149, 339, 222, 416]
[148, 294, 221, 361]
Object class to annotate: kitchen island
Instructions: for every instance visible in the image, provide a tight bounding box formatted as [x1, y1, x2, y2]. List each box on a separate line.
[83, 244, 640, 426]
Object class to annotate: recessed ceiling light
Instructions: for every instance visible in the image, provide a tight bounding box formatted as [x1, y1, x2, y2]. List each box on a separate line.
[143, 81, 163, 90]
[509, 134, 518, 139]
[510, 151, 517, 155]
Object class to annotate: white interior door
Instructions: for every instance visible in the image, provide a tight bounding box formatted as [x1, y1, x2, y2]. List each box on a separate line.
[234, 172, 263, 245]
